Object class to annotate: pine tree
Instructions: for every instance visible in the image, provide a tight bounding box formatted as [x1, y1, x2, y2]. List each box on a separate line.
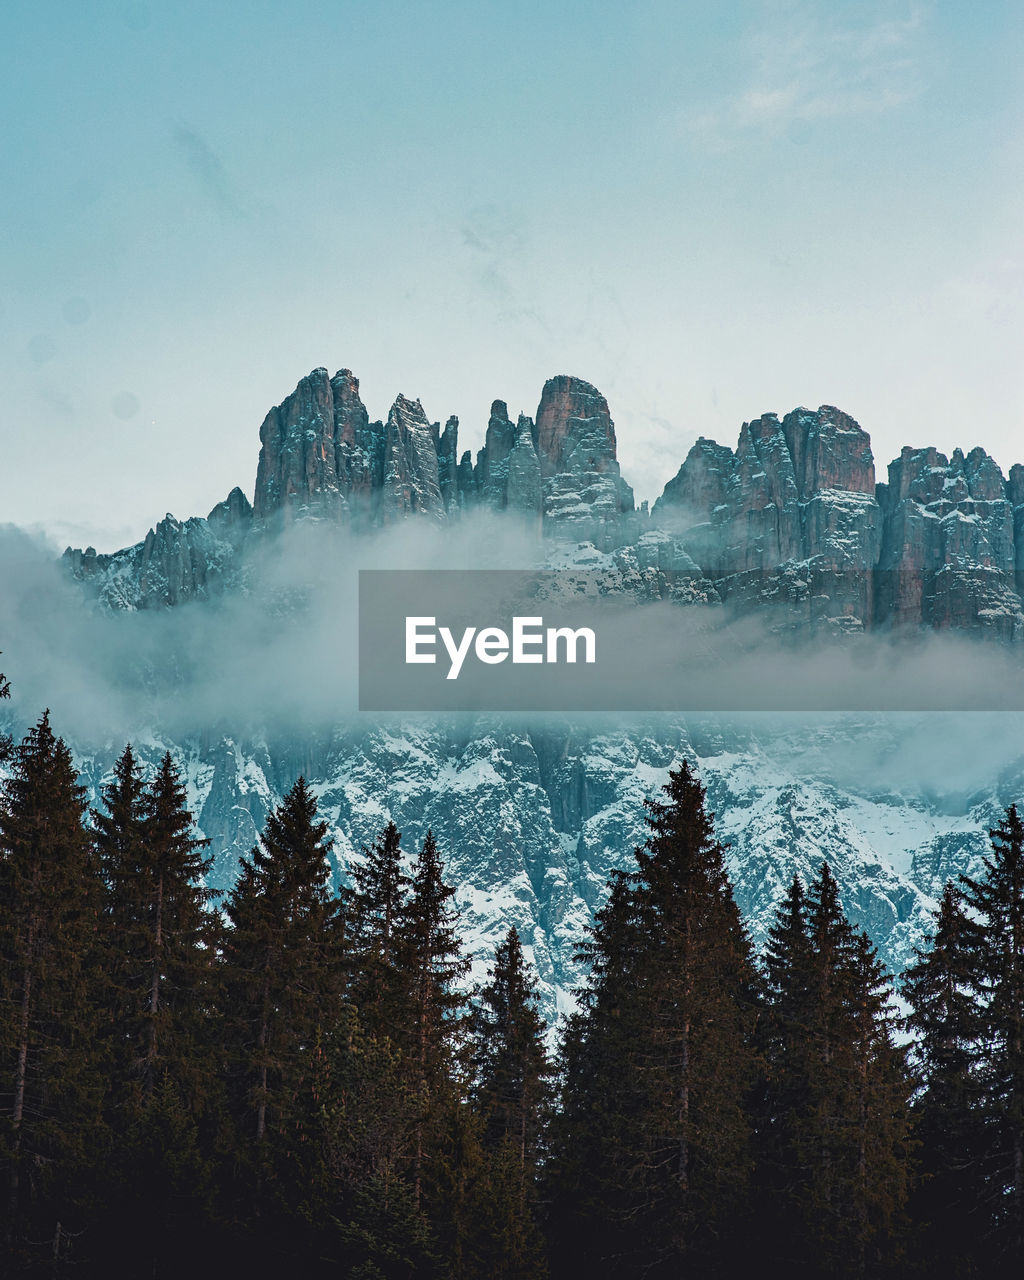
[760, 862, 913, 1278]
[471, 926, 550, 1280]
[97, 748, 217, 1109]
[756, 874, 817, 1260]
[92, 747, 220, 1273]
[396, 829, 471, 1208]
[548, 761, 759, 1279]
[956, 804, 1024, 1270]
[549, 871, 644, 1276]
[398, 831, 471, 1087]
[220, 776, 342, 1215]
[474, 926, 549, 1164]
[347, 820, 410, 1033]
[846, 929, 913, 1275]
[902, 881, 984, 1274]
[136, 753, 216, 1102]
[0, 713, 108, 1257]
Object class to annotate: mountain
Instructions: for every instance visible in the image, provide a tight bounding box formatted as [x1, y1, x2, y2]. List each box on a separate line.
[58, 713, 1019, 1026]
[64, 371, 1024, 639]
[16, 367, 1024, 1021]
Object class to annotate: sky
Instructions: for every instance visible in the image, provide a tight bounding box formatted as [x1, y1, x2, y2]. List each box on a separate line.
[2, 0, 1023, 552]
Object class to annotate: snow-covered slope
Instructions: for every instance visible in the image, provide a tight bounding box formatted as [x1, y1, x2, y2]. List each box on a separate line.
[47, 713, 1015, 1028]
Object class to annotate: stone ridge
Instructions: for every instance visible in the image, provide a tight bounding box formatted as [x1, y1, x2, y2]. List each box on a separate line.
[380, 393, 447, 524]
[247, 369, 636, 547]
[253, 367, 384, 528]
[62, 489, 253, 611]
[876, 446, 1022, 636]
[531, 375, 636, 549]
[654, 407, 1024, 636]
[62, 369, 1024, 639]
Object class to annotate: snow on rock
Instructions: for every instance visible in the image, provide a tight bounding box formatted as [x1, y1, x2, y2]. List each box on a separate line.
[14, 714, 1011, 1031]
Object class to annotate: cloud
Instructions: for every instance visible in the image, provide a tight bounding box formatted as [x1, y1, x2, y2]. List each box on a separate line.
[35, 384, 76, 418]
[459, 204, 550, 332]
[172, 125, 245, 217]
[3, 518, 1024, 813]
[682, 3, 926, 145]
[0, 514, 543, 744]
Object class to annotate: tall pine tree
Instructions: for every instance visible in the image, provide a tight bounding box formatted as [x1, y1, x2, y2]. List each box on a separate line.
[549, 761, 759, 1279]
[473, 926, 549, 1165]
[220, 776, 342, 1221]
[347, 820, 410, 1033]
[97, 748, 217, 1109]
[92, 747, 220, 1275]
[398, 831, 471, 1088]
[471, 926, 550, 1280]
[395, 830, 471, 1206]
[756, 873, 817, 1262]
[956, 804, 1024, 1271]
[0, 713, 108, 1259]
[760, 863, 913, 1278]
[902, 881, 984, 1275]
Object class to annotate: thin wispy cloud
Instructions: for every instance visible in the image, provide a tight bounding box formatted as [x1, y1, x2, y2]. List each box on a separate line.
[682, 3, 927, 145]
[460, 204, 550, 332]
[172, 124, 246, 217]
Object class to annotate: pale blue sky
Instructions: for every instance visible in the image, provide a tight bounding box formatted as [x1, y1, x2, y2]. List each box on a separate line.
[2, 1, 1022, 548]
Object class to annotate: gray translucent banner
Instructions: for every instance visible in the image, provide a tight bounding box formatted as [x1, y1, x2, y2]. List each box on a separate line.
[358, 569, 1024, 712]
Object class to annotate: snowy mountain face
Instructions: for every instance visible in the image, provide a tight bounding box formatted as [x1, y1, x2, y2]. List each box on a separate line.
[20, 368, 1024, 1023]
[59, 714, 1020, 1028]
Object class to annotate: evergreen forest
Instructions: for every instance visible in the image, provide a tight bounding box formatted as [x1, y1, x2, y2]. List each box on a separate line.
[2, 679, 1024, 1277]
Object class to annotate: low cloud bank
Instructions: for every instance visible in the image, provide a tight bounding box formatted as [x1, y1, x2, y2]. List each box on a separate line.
[1, 518, 1024, 805]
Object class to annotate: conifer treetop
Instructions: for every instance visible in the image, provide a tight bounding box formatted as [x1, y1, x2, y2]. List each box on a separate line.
[0, 658, 14, 762]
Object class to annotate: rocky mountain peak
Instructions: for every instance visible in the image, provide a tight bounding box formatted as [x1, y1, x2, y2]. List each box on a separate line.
[535, 374, 616, 478]
[782, 405, 875, 498]
[381, 394, 448, 524]
[532, 374, 635, 548]
[476, 400, 517, 510]
[61, 365, 1024, 640]
[206, 487, 253, 546]
[254, 367, 328, 519]
[654, 404, 881, 591]
[658, 438, 737, 521]
[506, 413, 543, 521]
[875, 443, 1021, 634]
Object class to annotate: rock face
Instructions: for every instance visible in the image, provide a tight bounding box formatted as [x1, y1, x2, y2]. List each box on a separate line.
[475, 400, 517, 510]
[876, 447, 1024, 637]
[1011, 465, 1024, 598]
[380, 394, 449, 524]
[655, 406, 880, 567]
[654, 406, 881, 628]
[437, 416, 460, 512]
[63, 489, 253, 610]
[63, 367, 1024, 642]
[458, 377, 632, 545]
[40, 714, 1017, 1028]
[242, 369, 632, 541]
[653, 405, 1024, 637]
[506, 414, 544, 522]
[253, 367, 384, 528]
[248, 369, 633, 543]
[533, 376, 635, 548]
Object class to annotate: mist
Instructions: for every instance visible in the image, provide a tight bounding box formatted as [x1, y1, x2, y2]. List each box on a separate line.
[2, 518, 1024, 808]
[0, 513, 541, 743]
